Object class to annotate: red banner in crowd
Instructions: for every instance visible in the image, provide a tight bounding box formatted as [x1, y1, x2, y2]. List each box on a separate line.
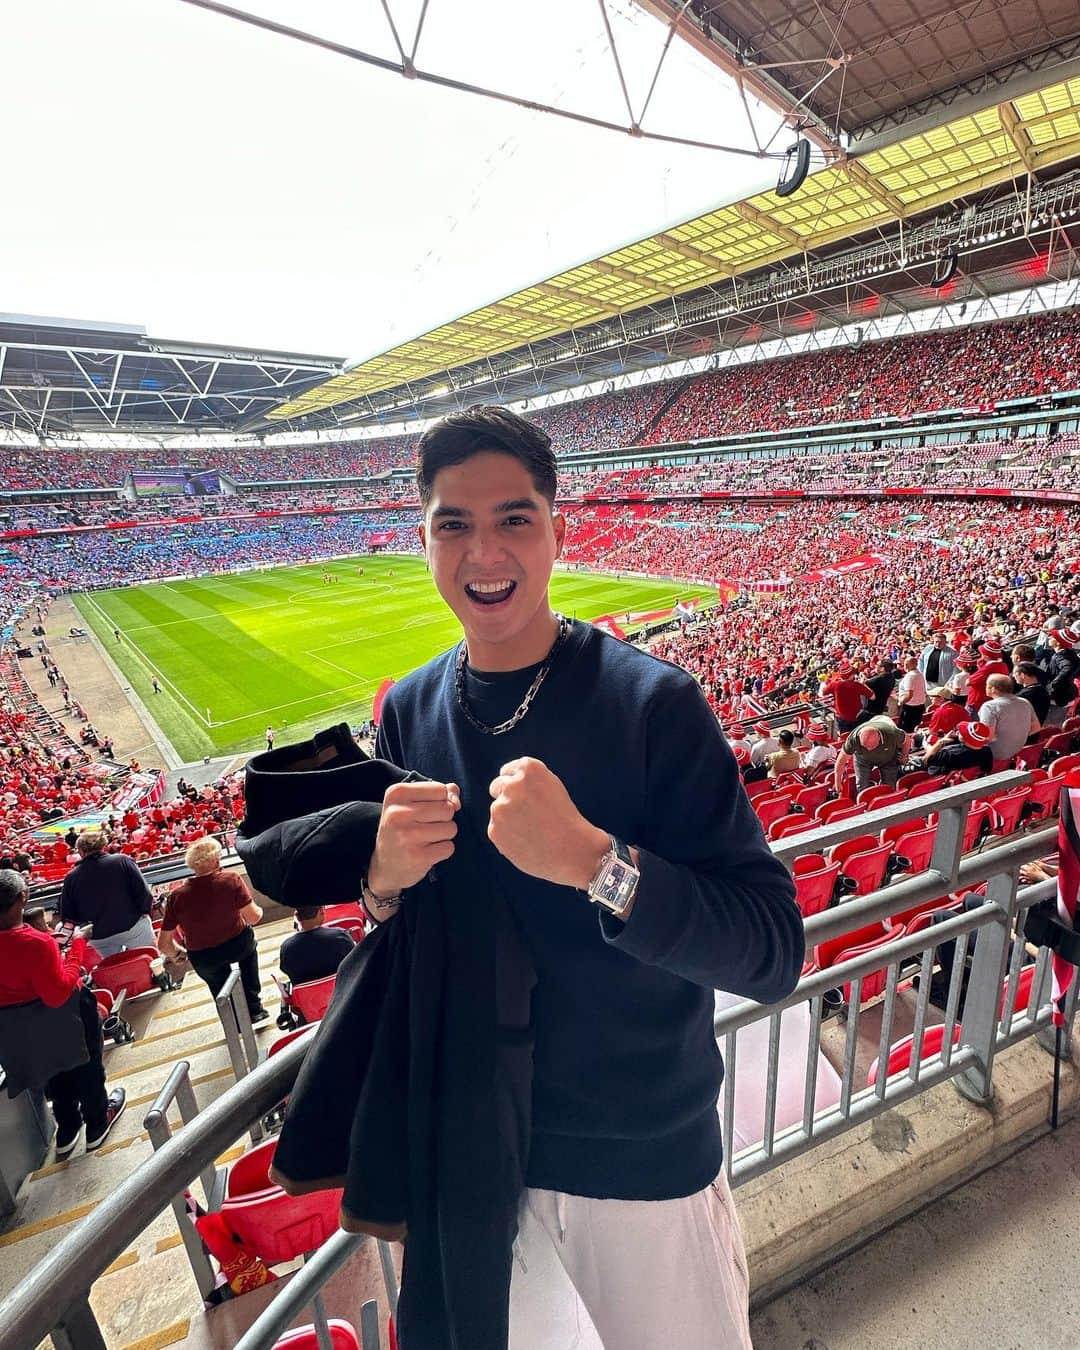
[591, 615, 628, 640]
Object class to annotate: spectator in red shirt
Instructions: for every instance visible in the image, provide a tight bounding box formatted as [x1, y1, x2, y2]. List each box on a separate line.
[966, 639, 1010, 715]
[0, 870, 126, 1157]
[158, 837, 269, 1026]
[926, 692, 969, 743]
[824, 664, 873, 733]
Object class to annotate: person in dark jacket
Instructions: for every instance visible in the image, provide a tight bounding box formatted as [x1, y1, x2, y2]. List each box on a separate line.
[363, 406, 803, 1349]
[1040, 627, 1080, 724]
[0, 869, 125, 1157]
[59, 831, 155, 957]
[1014, 661, 1051, 726]
[278, 906, 354, 986]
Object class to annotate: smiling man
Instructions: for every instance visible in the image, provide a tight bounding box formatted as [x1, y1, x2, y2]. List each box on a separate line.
[368, 405, 803, 1350]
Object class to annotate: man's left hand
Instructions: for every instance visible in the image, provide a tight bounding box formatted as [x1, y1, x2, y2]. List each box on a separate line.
[488, 757, 609, 890]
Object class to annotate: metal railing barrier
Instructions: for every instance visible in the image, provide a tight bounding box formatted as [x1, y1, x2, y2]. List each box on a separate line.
[0, 773, 1074, 1350]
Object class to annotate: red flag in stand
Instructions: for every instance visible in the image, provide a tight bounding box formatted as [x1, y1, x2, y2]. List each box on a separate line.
[372, 678, 395, 723]
[592, 615, 627, 640]
[1052, 770, 1080, 1025]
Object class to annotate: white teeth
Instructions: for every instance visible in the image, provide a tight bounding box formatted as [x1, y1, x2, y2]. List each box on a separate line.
[468, 580, 514, 594]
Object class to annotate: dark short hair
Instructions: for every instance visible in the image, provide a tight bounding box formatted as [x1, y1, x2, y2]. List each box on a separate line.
[779, 730, 795, 746]
[295, 905, 322, 922]
[1015, 662, 1044, 681]
[0, 868, 26, 916]
[416, 405, 557, 508]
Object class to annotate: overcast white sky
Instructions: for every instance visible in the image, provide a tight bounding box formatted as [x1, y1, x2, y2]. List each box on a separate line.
[2, 0, 778, 363]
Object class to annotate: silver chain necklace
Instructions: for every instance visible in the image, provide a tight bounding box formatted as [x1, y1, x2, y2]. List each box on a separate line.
[455, 615, 569, 735]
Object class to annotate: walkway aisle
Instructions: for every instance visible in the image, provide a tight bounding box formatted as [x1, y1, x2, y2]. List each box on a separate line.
[751, 1112, 1080, 1350]
[0, 915, 295, 1350]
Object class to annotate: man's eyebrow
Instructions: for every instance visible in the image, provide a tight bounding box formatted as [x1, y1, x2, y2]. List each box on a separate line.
[429, 498, 541, 519]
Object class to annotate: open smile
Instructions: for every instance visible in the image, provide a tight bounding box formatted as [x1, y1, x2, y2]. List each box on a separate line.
[464, 579, 518, 607]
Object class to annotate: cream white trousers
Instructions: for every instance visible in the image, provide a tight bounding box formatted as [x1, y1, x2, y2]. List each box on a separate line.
[508, 1171, 753, 1350]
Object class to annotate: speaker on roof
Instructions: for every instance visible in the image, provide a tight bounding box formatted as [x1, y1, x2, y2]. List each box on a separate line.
[930, 251, 958, 288]
[776, 138, 811, 198]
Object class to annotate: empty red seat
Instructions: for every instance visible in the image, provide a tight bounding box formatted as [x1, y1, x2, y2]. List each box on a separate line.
[908, 777, 945, 799]
[1048, 753, 1080, 779]
[91, 948, 171, 1000]
[794, 860, 842, 918]
[283, 974, 337, 1027]
[986, 788, 1030, 836]
[897, 770, 930, 793]
[322, 901, 370, 926]
[1039, 731, 1074, 762]
[768, 813, 814, 841]
[818, 921, 905, 1005]
[754, 794, 794, 830]
[267, 1022, 319, 1059]
[222, 1138, 343, 1267]
[745, 778, 775, 800]
[886, 822, 937, 875]
[867, 1023, 962, 1087]
[816, 799, 862, 826]
[962, 803, 995, 853]
[1011, 742, 1043, 772]
[857, 784, 897, 810]
[272, 1321, 360, 1350]
[792, 853, 828, 875]
[792, 784, 829, 815]
[1022, 771, 1060, 822]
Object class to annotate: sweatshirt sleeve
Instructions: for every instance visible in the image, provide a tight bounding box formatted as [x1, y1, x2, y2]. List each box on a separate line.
[33, 934, 88, 1008]
[600, 677, 804, 1002]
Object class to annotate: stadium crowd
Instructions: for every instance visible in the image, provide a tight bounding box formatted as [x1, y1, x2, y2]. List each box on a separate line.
[1, 311, 1077, 495]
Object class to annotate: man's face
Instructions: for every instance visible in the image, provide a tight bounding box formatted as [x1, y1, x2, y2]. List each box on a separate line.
[419, 451, 565, 670]
[935, 634, 947, 647]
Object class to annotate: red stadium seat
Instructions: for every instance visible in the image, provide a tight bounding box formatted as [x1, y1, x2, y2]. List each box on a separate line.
[322, 902, 370, 926]
[836, 843, 894, 896]
[867, 1023, 962, 1087]
[1048, 753, 1080, 779]
[961, 803, 995, 853]
[745, 778, 775, 800]
[816, 921, 905, 1005]
[792, 784, 830, 815]
[280, 974, 337, 1028]
[323, 916, 365, 942]
[857, 784, 897, 810]
[272, 1322, 360, 1350]
[754, 794, 794, 830]
[985, 788, 1030, 836]
[91, 948, 172, 1001]
[794, 860, 842, 918]
[1011, 742, 1043, 772]
[816, 800, 862, 826]
[885, 822, 937, 875]
[897, 771, 930, 793]
[222, 1138, 343, 1267]
[768, 813, 814, 841]
[1022, 771, 1060, 823]
[1039, 732, 1074, 762]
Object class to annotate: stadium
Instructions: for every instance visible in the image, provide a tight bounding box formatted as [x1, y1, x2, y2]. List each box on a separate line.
[1, 2, 1080, 1347]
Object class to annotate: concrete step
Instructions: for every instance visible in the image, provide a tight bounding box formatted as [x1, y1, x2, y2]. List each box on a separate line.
[752, 1112, 1080, 1350]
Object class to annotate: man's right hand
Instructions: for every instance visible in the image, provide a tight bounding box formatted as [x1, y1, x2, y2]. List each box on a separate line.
[367, 780, 461, 897]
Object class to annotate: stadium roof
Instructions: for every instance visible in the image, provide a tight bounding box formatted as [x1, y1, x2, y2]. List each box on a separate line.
[265, 66, 1080, 428]
[0, 315, 342, 438]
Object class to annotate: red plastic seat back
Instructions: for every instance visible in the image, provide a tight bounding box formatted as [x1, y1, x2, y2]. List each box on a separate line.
[962, 804, 994, 853]
[897, 771, 930, 792]
[223, 1139, 344, 1266]
[828, 833, 880, 867]
[867, 1023, 961, 1087]
[815, 919, 889, 973]
[1011, 743, 1042, 771]
[323, 917, 364, 941]
[323, 902, 369, 926]
[287, 974, 337, 1024]
[837, 843, 894, 896]
[754, 794, 794, 830]
[987, 788, 1029, 836]
[837, 923, 906, 1004]
[793, 784, 829, 815]
[890, 823, 937, 873]
[1001, 964, 1036, 1018]
[1023, 775, 1060, 819]
[816, 800, 861, 825]
[792, 853, 827, 876]
[90, 949, 157, 999]
[273, 1322, 360, 1350]
[267, 1022, 319, 1059]
[794, 861, 841, 918]
[1048, 753, 1080, 779]
[768, 813, 813, 841]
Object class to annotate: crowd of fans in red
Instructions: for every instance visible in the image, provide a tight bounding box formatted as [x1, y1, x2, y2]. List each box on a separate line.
[2, 310, 1077, 493]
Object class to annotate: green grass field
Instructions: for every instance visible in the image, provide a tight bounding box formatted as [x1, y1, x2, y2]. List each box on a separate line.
[74, 557, 713, 762]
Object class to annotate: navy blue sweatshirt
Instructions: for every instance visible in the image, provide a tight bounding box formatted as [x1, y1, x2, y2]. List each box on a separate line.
[376, 619, 803, 1201]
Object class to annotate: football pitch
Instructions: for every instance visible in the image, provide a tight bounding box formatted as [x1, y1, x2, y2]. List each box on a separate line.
[74, 556, 714, 762]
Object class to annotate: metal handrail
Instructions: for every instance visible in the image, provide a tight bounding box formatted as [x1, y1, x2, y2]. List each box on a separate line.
[0, 774, 1068, 1348]
[0, 1037, 309, 1350]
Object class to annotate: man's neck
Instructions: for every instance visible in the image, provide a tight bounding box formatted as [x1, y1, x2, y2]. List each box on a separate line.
[464, 607, 560, 673]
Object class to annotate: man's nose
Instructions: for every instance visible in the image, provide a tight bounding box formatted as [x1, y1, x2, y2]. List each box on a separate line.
[466, 528, 508, 563]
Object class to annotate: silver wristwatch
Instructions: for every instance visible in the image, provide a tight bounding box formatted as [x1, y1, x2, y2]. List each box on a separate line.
[586, 835, 640, 917]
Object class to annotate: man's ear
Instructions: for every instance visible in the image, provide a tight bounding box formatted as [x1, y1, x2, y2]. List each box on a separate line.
[418, 520, 427, 555]
[552, 511, 566, 559]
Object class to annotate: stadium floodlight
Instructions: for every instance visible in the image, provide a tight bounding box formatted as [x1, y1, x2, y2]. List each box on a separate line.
[776, 138, 811, 198]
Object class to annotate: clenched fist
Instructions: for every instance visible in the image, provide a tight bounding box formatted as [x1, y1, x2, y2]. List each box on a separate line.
[367, 780, 460, 900]
[488, 757, 609, 890]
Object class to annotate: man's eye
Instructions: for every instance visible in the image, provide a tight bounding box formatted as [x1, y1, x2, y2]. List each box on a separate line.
[504, 516, 530, 526]
[438, 520, 465, 532]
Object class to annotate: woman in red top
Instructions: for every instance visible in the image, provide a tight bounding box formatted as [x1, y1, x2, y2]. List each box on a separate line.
[158, 837, 268, 1026]
[0, 870, 125, 1157]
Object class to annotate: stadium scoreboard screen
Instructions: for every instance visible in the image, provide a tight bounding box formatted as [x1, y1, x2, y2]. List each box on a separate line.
[130, 468, 221, 498]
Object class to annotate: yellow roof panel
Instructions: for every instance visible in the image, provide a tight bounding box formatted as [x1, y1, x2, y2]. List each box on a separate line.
[270, 74, 1080, 420]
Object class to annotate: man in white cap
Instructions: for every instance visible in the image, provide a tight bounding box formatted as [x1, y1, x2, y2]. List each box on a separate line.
[750, 720, 781, 768]
[801, 724, 837, 774]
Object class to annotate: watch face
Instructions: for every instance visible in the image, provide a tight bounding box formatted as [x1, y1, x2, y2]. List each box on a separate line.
[596, 858, 637, 912]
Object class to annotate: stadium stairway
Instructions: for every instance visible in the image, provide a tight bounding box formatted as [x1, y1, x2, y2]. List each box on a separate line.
[0, 914, 299, 1350]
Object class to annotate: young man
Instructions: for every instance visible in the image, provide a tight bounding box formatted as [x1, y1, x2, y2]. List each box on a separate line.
[367, 406, 803, 1349]
[278, 905, 355, 986]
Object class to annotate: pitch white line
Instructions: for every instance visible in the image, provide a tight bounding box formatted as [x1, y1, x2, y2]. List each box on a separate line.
[81, 592, 211, 728]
